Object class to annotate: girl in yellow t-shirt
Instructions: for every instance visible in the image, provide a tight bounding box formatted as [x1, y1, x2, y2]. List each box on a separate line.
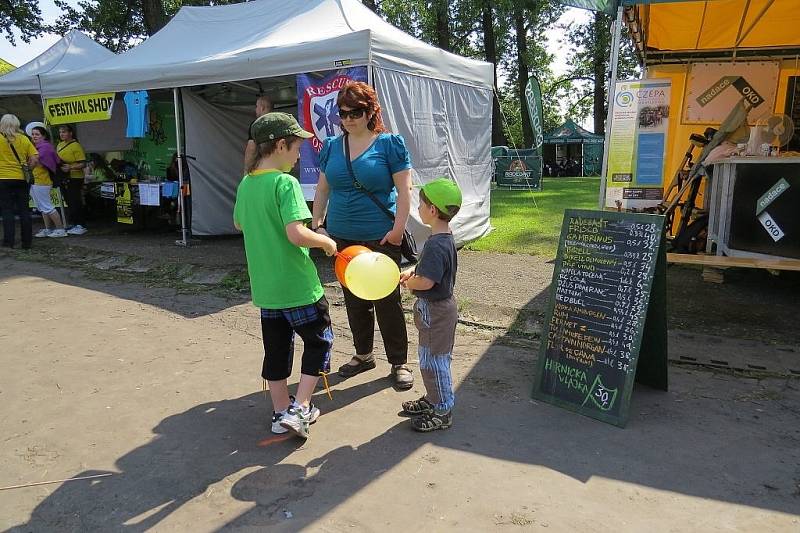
[0, 114, 38, 248]
[57, 124, 88, 235]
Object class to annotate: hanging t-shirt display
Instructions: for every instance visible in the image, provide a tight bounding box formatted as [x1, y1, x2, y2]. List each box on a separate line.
[124, 91, 149, 138]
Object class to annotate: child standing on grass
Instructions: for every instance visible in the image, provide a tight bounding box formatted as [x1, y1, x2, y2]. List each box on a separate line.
[399, 178, 462, 432]
[234, 113, 337, 439]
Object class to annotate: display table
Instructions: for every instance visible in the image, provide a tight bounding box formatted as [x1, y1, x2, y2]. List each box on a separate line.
[96, 180, 180, 229]
[706, 157, 800, 261]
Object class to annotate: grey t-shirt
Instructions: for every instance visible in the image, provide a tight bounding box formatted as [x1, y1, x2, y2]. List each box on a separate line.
[412, 232, 457, 301]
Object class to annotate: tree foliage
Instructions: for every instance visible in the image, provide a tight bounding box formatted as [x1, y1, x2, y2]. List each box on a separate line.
[2, 0, 44, 45]
[560, 11, 639, 134]
[50, 1, 242, 52]
[2, 0, 637, 148]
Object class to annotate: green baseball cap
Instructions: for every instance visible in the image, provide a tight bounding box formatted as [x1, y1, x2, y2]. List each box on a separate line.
[250, 112, 313, 143]
[417, 177, 462, 213]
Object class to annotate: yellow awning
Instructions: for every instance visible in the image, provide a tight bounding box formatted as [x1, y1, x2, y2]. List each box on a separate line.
[635, 0, 800, 52]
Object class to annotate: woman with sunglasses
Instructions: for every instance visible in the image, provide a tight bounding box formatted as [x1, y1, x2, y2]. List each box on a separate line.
[311, 81, 414, 390]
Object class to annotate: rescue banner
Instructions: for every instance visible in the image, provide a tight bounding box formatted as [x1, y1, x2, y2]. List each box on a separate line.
[44, 93, 115, 125]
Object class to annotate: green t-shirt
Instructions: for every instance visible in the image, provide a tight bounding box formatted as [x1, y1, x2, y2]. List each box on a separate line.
[233, 169, 323, 309]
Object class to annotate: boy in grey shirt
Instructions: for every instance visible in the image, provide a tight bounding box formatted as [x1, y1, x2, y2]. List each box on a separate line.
[399, 178, 462, 431]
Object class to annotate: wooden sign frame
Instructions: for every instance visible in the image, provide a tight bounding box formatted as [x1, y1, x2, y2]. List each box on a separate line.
[532, 209, 668, 427]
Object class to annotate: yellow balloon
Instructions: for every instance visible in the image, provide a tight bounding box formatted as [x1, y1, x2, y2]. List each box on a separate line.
[344, 252, 400, 300]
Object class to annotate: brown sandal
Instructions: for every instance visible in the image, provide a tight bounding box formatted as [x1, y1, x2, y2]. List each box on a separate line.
[411, 410, 452, 432]
[402, 396, 434, 416]
[338, 354, 376, 378]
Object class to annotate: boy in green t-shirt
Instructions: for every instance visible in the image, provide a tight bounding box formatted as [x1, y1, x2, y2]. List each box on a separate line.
[234, 113, 337, 439]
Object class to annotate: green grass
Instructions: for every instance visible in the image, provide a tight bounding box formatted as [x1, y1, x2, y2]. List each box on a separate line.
[465, 177, 601, 258]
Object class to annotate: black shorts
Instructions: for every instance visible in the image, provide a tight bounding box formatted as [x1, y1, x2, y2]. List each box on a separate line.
[260, 296, 333, 381]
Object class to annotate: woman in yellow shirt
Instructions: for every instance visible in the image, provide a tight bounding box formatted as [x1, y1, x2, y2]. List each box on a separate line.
[57, 124, 88, 235]
[0, 114, 38, 249]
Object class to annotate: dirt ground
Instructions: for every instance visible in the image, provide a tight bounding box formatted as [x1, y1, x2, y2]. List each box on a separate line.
[1, 244, 800, 531]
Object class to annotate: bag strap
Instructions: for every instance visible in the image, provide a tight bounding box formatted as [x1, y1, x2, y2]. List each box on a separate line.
[57, 140, 75, 154]
[4, 135, 24, 164]
[344, 133, 395, 222]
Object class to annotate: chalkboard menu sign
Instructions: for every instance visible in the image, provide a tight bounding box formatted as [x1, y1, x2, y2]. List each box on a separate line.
[532, 209, 668, 427]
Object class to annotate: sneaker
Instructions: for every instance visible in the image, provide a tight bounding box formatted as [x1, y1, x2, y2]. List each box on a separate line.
[271, 410, 289, 434]
[270, 396, 319, 434]
[280, 405, 310, 439]
[34, 229, 51, 238]
[47, 229, 67, 238]
[306, 402, 321, 424]
[67, 225, 88, 235]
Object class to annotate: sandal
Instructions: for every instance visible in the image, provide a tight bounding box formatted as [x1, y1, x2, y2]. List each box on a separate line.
[402, 396, 434, 416]
[391, 364, 414, 390]
[338, 354, 376, 378]
[411, 410, 452, 432]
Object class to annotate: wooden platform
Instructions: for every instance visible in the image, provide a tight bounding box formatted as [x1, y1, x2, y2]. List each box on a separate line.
[667, 253, 800, 271]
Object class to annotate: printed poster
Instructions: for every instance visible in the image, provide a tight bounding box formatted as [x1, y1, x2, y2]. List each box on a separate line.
[296, 67, 368, 199]
[605, 79, 671, 209]
[683, 61, 778, 125]
[116, 183, 133, 224]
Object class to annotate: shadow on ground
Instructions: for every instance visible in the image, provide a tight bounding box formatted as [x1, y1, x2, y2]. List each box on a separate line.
[8, 278, 798, 531]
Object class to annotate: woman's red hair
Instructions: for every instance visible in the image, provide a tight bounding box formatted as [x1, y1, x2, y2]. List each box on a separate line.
[337, 81, 387, 134]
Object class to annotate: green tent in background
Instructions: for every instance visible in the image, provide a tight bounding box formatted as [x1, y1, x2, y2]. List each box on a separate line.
[543, 119, 604, 177]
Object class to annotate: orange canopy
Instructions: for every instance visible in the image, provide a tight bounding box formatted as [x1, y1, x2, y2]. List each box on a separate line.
[630, 0, 800, 54]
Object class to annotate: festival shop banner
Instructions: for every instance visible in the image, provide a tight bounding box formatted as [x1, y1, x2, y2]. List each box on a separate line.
[296, 67, 368, 198]
[44, 93, 115, 125]
[604, 79, 671, 210]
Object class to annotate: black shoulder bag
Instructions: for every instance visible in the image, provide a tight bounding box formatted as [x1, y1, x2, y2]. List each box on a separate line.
[344, 134, 417, 263]
[5, 136, 34, 185]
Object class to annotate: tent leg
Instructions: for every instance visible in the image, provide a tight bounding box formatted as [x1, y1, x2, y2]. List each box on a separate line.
[599, 5, 624, 209]
[174, 87, 188, 247]
[581, 141, 585, 177]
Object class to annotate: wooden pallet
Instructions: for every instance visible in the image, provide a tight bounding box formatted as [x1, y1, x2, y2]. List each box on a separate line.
[667, 253, 800, 271]
[667, 253, 800, 283]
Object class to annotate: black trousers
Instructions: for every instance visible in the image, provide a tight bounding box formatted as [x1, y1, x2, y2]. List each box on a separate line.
[260, 296, 333, 381]
[63, 178, 85, 226]
[0, 179, 32, 248]
[333, 236, 408, 365]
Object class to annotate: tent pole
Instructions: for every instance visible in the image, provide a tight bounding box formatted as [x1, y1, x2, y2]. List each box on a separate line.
[599, 4, 624, 209]
[173, 87, 188, 247]
[581, 141, 584, 177]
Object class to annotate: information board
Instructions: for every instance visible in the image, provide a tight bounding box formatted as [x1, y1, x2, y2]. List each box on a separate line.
[532, 209, 668, 427]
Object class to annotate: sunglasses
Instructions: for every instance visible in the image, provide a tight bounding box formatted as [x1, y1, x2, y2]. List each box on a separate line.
[338, 107, 368, 120]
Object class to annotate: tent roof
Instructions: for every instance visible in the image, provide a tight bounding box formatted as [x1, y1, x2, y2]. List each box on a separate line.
[544, 119, 604, 144]
[0, 30, 114, 96]
[627, 0, 800, 60]
[40, 0, 493, 97]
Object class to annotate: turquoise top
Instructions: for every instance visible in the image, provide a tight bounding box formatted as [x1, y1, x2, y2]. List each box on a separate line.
[319, 133, 412, 241]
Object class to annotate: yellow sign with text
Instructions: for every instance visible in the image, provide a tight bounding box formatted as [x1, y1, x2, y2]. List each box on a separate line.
[44, 93, 115, 125]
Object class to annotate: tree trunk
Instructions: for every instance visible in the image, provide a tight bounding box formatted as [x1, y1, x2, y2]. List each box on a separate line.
[515, 7, 532, 147]
[362, 0, 378, 12]
[482, 1, 506, 146]
[141, 0, 168, 36]
[434, 0, 451, 51]
[592, 12, 608, 135]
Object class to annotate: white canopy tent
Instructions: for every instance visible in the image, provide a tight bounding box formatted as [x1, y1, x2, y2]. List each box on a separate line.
[40, 0, 494, 243]
[0, 30, 114, 96]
